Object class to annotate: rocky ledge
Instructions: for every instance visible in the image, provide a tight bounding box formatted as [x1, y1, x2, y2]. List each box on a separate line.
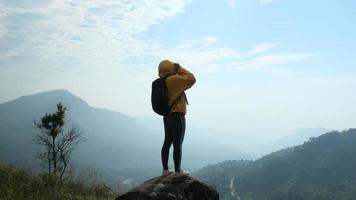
[116, 173, 219, 200]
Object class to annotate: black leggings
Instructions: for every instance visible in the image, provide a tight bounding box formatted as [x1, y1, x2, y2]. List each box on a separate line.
[161, 112, 186, 172]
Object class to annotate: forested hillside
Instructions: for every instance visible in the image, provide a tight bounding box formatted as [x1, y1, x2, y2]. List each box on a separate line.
[194, 129, 356, 200]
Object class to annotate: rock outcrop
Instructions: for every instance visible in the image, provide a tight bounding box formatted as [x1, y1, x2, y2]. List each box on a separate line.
[116, 173, 219, 200]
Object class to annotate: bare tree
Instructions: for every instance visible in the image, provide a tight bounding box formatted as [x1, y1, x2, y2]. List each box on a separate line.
[34, 103, 85, 177]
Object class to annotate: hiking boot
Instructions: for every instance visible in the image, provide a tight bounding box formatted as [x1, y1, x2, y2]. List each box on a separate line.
[175, 169, 189, 175]
[162, 169, 173, 176]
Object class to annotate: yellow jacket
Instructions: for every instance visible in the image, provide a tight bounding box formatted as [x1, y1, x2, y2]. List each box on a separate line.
[158, 60, 196, 114]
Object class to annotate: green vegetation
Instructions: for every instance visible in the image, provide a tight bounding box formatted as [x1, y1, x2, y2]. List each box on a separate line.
[0, 102, 116, 200]
[0, 163, 118, 200]
[34, 102, 84, 177]
[194, 129, 356, 200]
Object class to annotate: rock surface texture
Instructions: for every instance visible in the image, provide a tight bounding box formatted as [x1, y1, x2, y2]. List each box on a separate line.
[116, 173, 219, 200]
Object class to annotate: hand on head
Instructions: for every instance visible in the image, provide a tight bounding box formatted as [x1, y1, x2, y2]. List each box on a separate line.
[174, 63, 181, 73]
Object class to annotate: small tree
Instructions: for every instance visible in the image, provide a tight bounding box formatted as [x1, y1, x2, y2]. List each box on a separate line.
[34, 103, 84, 177]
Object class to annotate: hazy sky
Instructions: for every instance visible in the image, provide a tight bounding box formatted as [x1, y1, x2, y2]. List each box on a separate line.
[1, 0, 355, 141]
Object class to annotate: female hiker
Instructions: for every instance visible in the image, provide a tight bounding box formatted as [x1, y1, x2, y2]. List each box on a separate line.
[158, 60, 196, 176]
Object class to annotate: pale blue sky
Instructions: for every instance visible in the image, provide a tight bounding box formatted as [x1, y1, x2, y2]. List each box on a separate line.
[0, 0, 355, 142]
[147, 0, 356, 78]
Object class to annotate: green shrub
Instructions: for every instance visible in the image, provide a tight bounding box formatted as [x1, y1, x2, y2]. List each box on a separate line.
[0, 163, 118, 200]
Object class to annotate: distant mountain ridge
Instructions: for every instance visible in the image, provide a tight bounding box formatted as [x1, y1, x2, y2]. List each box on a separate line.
[0, 89, 153, 183]
[254, 127, 332, 155]
[0, 89, 249, 185]
[194, 128, 356, 200]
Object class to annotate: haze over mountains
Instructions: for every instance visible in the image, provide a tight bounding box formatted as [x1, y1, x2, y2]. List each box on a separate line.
[1, 89, 354, 199]
[0, 89, 250, 183]
[255, 127, 331, 155]
[0, 90, 157, 182]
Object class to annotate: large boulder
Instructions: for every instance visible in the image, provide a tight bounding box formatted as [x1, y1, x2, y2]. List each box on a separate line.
[116, 173, 219, 200]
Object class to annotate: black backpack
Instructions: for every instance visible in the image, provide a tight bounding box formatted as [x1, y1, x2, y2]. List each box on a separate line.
[151, 75, 186, 116]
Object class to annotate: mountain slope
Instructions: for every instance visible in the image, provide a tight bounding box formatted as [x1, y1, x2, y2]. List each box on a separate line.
[0, 89, 160, 183]
[194, 129, 356, 200]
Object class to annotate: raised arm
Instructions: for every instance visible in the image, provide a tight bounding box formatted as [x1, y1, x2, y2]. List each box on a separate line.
[170, 67, 196, 94]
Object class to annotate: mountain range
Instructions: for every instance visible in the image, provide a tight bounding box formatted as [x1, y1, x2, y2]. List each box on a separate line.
[0, 89, 249, 184]
[194, 128, 356, 200]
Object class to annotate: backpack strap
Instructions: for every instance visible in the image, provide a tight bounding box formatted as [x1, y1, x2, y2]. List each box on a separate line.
[169, 92, 189, 112]
[168, 94, 182, 111]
